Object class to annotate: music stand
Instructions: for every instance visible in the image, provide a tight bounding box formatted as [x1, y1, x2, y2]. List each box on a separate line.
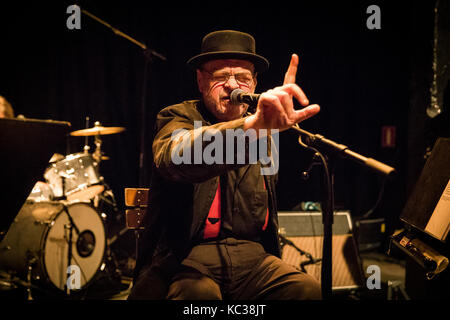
[400, 137, 450, 243]
[0, 117, 71, 238]
[391, 138, 450, 298]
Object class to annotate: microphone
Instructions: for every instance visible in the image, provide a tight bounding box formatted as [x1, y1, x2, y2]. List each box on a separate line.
[230, 89, 260, 106]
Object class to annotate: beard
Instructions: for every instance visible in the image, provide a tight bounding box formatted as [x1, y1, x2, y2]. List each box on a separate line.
[202, 92, 248, 122]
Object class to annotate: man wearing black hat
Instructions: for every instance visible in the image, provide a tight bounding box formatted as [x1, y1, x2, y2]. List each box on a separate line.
[128, 30, 321, 300]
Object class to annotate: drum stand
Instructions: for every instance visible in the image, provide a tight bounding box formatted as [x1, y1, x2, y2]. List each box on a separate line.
[61, 203, 80, 296]
[93, 134, 103, 164]
[67, 119, 130, 296]
[79, 120, 111, 164]
[0, 267, 41, 300]
[81, 118, 104, 163]
[26, 264, 34, 300]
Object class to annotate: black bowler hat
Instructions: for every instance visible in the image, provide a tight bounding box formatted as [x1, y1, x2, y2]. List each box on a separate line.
[187, 30, 269, 73]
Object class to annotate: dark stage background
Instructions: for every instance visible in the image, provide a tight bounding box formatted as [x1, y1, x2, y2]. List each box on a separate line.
[1, 1, 448, 245]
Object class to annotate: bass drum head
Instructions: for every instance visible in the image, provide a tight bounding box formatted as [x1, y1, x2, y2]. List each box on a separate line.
[43, 202, 106, 291]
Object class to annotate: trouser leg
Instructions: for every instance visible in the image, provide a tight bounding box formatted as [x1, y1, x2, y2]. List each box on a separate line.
[233, 254, 322, 300]
[166, 267, 223, 300]
[163, 239, 322, 300]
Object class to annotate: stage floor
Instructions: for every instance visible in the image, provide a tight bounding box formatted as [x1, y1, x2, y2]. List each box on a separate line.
[0, 249, 408, 300]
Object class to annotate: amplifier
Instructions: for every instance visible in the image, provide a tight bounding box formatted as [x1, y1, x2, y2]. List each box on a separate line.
[278, 211, 365, 291]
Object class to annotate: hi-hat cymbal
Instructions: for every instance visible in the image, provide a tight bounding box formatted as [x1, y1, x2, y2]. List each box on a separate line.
[70, 124, 126, 136]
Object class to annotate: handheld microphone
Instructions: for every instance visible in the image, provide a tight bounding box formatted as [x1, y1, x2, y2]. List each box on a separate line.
[230, 89, 260, 106]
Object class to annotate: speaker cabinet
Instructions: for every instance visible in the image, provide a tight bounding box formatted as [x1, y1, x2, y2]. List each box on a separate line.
[278, 211, 365, 291]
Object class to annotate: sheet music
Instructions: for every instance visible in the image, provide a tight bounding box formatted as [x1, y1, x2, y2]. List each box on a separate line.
[425, 179, 450, 241]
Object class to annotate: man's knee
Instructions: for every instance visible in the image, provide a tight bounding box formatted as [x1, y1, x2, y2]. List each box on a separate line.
[288, 274, 322, 300]
[167, 275, 222, 300]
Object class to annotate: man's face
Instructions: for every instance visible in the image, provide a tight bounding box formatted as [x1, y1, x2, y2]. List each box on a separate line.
[197, 59, 257, 122]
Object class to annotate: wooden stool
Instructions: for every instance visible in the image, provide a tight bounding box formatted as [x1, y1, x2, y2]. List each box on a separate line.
[124, 188, 149, 258]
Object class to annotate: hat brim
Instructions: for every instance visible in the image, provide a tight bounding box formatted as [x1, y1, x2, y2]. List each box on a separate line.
[187, 51, 269, 73]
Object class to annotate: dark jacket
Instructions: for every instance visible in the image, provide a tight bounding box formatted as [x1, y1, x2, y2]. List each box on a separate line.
[129, 100, 280, 299]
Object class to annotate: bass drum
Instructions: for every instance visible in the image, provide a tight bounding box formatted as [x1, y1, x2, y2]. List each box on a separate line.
[0, 201, 106, 292]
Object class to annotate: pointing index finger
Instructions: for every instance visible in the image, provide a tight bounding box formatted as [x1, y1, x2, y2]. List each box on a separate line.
[283, 53, 299, 85]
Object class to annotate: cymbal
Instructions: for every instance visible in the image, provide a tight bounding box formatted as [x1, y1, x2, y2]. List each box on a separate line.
[70, 125, 125, 136]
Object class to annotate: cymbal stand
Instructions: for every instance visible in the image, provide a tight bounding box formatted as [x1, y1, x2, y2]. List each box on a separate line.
[93, 133, 103, 164]
[83, 116, 91, 154]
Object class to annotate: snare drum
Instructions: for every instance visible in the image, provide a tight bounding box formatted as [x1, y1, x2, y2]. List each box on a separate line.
[0, 201, 106, 291]
[44, 153, 105, 202]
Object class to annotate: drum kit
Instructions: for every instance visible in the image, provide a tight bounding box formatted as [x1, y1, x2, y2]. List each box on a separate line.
[0, 121, 130, 299]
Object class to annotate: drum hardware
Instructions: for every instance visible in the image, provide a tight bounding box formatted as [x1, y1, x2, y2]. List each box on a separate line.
[70, 121, 125, 164]
[44, 152, 105, 202]
[66, 118, 130, 251]
[94, 188, 128, 247]
[26, 262, 34, 300]
[95, 188, 117, 211]
[83, 116, 91, 155]
[61, 202, 80, 295]
[0, 277, 17, 291]
[70, 121, 126, 137]
[0, 268, 42, 300]
[107, 227, 129, 247]
[0, 201, 106, 294]
[45, 120, 126, 202]
[49, 153, 65, 163]
[93, 131, 103, 164]
[1, 119, 130, 298]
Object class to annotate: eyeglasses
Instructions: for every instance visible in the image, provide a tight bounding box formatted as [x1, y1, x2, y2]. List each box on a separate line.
[202, 69, 255, 87]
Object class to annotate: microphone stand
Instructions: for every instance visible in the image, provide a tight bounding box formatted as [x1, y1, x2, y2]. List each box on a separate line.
[279, 234, 322, 273]
[80, 8, 166, 61]
[79, 6, 166, 187]
[292, 123, 395, 300]
[245, 95, 395, 299]
[292, 125, 396, 177]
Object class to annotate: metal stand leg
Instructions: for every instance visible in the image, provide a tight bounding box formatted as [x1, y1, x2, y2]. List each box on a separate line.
[387, 280, 410, 300]
[26, 264, 34, 301]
